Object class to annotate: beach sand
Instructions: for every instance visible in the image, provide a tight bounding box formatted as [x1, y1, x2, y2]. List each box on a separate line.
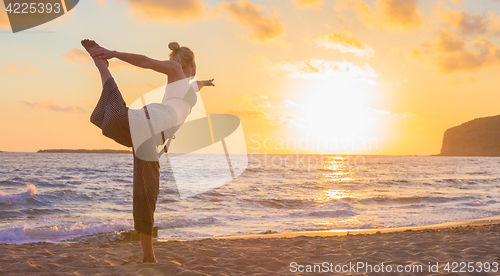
[2, 220, 500, 275]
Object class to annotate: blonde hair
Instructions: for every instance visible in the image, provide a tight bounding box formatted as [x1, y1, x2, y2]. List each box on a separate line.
[168, 41, 194, 68]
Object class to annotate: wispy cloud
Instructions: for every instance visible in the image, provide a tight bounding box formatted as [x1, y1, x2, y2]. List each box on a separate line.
[423, 28, 500, 73]
[293, 0, 323, 10]
[18, 99, 86, 113]
[270, 59, 377, 84]
[283, 99, 299, 107]
[234, 93, 275, 108]
[121, 0, 208, 24]
[316, 31, 375, 58]
[258, 101, 275, 108]
[219, 0, 285, 43]
[0, 62, 37, 75]
[63, 48, 89, 63]
[433, 7, 500, 37]
[224, 109, 306, 128]
[336, 0, 425, 31]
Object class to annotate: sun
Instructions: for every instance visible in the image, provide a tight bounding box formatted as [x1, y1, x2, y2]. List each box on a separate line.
[302, 80, 380, 153]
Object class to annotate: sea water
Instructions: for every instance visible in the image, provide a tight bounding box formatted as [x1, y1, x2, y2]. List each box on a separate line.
[1, 152, 500, 244]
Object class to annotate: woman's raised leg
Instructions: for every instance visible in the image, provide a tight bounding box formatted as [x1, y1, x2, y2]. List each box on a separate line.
[82, 39, 132, 147]
[81, 39, 111, 86]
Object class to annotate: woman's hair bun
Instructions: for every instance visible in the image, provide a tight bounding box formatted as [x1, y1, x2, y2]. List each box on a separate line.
[168, 41, 180, 51]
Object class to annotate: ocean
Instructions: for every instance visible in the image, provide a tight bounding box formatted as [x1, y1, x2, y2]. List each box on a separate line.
[1, 153, 500, 244]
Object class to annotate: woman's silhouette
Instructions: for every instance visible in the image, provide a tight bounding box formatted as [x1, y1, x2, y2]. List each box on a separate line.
[81, 39, 214, 263]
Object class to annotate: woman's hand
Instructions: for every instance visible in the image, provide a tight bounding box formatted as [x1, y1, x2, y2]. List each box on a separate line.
[197, 79, 215, 89]
[90, 46, 116, 60]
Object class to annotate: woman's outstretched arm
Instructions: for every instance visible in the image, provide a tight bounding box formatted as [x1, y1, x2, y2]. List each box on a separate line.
[89, 46, 181, 76]
[196, 79, 215, 90]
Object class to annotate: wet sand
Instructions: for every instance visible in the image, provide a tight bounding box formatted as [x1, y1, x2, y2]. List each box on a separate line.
[2, 219, 500, 275]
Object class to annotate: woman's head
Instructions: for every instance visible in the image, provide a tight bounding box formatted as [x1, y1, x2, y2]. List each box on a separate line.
[168, 41, 196, 77]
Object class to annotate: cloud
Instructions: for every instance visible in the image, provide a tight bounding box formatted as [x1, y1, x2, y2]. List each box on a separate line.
[226, 93, 304, 127]
[224, 109, 269, 120]
[0, 62, 37, 75]
[258, 101, 274, 108]
[433, 28, 466, 53]
[234, 93, 275, 108]
[283, 99, 299, 107]
[316, 31, 375, 58]
[433, 7, 500, 37]
[433, 7, 489, 37]
[18, 99, 85, 113]
[402, 112, 417, 118]
[293, 0, 323, 10]
[273, 114, 306, 128]
[63, 48, 89, 63]
[410, 48, 423, 60]
[270, 59, 377, 84]
[219, 0, 285, 43]
[224, 109, 306, 128]
[121, 0, 207, 24]
[336, 0, 425, 31]
[425, 29, 500, 73]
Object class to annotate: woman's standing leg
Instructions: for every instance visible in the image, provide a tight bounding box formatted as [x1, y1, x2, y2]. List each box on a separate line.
[133, 153, 160, 263]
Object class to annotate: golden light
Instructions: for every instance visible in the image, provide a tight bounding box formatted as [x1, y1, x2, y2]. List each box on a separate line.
[303, 80, 380, 153]
[321, 155, 355, 182]
[312, 189, 359, 204]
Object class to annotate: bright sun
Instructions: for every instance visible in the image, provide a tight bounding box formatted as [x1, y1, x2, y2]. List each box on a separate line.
[303, 80, 380, 153]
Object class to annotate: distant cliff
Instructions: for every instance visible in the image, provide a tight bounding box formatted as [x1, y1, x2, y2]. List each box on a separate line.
[37, 149, 132, 154]
[439, 115, 500, 156]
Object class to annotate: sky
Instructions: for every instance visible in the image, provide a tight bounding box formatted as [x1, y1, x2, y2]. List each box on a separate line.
[1, 0, 500, 155]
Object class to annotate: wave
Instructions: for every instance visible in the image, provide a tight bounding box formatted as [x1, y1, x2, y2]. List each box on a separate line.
[357, 195, 477, 205]
[0, 184, 36, 205]
[0, 219, 132, 244]
[155, 216, 221, 229]
[242, 198, 313, 209]
[308, 209, 357, 218]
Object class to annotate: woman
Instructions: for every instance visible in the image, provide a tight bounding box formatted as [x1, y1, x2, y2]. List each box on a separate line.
[81, 39, 214, 263]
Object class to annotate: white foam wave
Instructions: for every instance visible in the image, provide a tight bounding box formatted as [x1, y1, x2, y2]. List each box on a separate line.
[0, 183, 37, 204]
[155, 216, 221, 229]
[0, 219, 133, 244]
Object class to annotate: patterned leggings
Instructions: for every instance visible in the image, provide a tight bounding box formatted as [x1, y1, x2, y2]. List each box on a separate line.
[90, 77, 160, 236]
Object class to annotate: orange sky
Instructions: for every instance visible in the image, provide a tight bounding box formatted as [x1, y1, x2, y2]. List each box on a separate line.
[1, 0, 500, 155]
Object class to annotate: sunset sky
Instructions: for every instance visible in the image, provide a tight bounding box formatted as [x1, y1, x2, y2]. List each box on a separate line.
[1, 0, 500, 155]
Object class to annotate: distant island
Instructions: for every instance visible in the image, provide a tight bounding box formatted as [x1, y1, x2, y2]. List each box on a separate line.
[37, 149, 132, 154]
[439, 115, 500, 156]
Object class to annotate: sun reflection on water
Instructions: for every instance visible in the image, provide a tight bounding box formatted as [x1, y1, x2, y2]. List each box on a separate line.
[312, 189, 359, 204]
[321, 155, 355, 182]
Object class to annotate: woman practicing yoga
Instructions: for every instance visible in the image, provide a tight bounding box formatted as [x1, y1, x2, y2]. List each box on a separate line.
[81, 39, 214, 263]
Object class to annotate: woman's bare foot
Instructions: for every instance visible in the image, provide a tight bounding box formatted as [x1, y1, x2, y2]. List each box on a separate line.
[81, 39, 109, 68]
[142, 257, 158, 263]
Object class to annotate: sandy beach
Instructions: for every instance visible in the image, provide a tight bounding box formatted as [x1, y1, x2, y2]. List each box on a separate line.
[2, 219, 500, 276]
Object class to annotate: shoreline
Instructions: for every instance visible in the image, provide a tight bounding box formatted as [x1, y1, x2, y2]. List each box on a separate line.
[210, 214, 500, 241]
[2, 214, 500, 246]
[2, 217, 500, 275]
